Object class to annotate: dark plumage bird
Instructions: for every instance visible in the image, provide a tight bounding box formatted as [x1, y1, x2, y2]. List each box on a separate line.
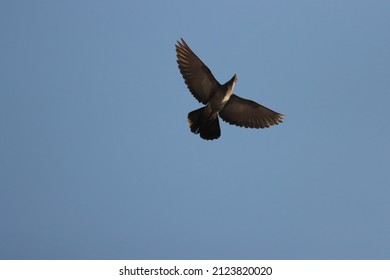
[176, 38, 285, 140]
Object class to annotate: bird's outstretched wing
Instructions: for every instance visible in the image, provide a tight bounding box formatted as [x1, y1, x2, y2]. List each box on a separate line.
[176, 38, 220, 104]
[219, 94, 285, 128]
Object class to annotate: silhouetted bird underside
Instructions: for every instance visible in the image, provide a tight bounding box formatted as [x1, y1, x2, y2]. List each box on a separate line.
[176, 38, 285, 140]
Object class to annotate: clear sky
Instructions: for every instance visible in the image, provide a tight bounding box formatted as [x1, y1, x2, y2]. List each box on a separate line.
[1, 0, 389, 260]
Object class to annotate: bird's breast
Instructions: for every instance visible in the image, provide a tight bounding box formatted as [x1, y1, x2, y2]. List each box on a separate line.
[222, 91, 233, 103]
[208, 89, 233, 113]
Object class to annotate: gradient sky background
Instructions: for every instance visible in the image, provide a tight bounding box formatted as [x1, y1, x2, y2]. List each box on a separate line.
[1, 0, 389, 260]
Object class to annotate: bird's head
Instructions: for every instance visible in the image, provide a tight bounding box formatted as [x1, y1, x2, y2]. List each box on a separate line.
[227, 74, 238, 91]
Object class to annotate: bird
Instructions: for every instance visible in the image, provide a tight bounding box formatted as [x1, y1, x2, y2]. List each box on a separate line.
[176, 38, 285, 140]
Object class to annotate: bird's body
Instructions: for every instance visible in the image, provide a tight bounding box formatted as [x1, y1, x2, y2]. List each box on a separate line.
[176, 38, 285, 140]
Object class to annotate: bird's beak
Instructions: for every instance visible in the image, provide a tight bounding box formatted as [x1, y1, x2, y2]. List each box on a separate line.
[232, 74, 237, 89]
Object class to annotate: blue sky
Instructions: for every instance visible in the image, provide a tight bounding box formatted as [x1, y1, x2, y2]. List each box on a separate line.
[1, 0, 389, 259]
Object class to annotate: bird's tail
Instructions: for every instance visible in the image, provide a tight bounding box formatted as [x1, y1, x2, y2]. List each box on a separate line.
[188, 107, 221, 140]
